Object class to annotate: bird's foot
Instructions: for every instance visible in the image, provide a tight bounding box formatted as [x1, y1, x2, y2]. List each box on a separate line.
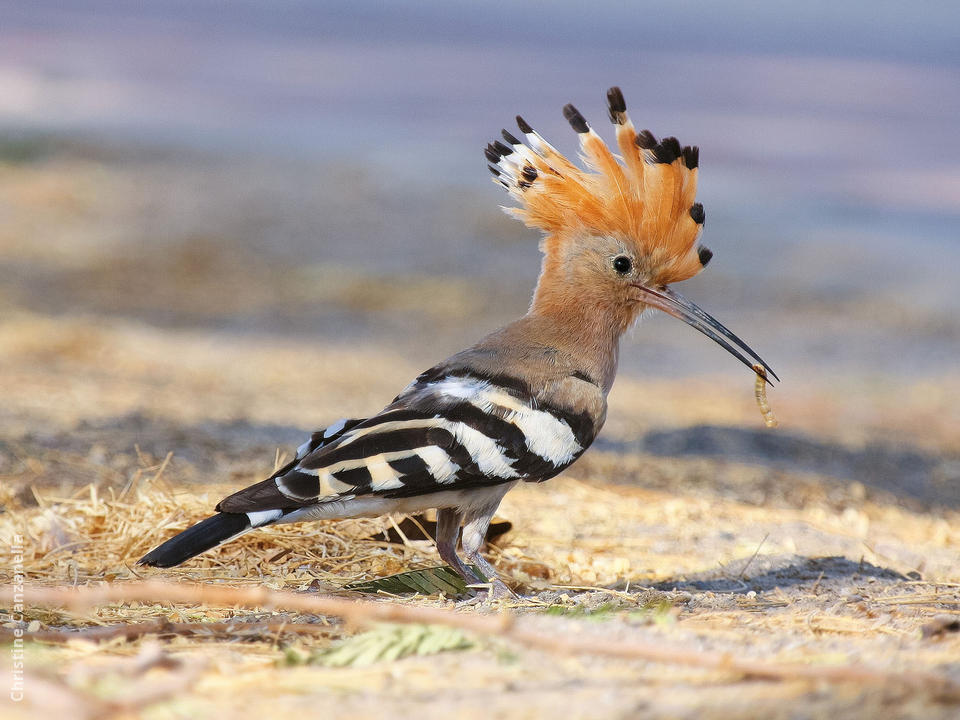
[457, 578, 518, 606]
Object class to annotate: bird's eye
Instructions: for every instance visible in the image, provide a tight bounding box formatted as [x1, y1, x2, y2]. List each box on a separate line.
[613, 255, 632, 275]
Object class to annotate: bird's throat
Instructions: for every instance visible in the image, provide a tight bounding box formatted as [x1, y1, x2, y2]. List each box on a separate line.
[525, 290, 633, 392]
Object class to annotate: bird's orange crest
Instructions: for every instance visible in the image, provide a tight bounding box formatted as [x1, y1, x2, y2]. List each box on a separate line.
[486, 86, 711, 285]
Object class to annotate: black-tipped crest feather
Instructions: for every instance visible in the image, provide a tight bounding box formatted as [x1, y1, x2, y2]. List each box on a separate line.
[501, 129, 521, 146]
[698, 245, 713, 267]
[606, 86, 626, 124]
[635, 129, 657, 150]
[652, 137, 681, 164]
[562, 103, 589, 133]
[682, 145, 699, 169]
[690, 202, 705, 224]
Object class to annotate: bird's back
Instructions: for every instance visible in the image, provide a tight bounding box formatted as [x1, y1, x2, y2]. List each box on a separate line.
[216, 319, 607, 519]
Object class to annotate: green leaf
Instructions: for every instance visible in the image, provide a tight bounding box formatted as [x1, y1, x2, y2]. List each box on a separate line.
[345, 565, 486, 598]
[312, 624, 474, 667]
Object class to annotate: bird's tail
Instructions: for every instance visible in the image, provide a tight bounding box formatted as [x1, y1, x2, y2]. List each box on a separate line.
[137, 512, 259, 568]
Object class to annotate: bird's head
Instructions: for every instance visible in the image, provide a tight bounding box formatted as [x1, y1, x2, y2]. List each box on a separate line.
[486, 86, 777, 382]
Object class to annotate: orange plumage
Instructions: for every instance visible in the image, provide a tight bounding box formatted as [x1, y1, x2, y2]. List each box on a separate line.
[486, 86, 709, 291]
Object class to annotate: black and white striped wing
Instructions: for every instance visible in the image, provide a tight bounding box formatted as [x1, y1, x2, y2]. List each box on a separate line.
[217, 372, 595, 515]
[261, 417, 368, 484]
[213, 417, 365, 514]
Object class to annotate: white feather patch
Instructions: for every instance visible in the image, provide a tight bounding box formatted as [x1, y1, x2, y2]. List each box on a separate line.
[316, 469, 358, 497]
[322, 417, 348, 439]
[425, 375, 579, 466]
[471, 386, 580, 466]
[426, 375, 490, 401]
[296, 418, 351, 459]
[504, 405, 580, 465]
[438, 417, 518, 479]
[246, 509, 283, 527]
[416, 446, 460, 484]
[295, 439, 313, 459]
[277, 468, 354, 500]
[365, 453, 404, 491]
[329, 410, 517, 481]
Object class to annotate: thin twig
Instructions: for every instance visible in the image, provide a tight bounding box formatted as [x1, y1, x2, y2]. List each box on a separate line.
[8, 581, 960, 698]
[0, 619, 336, 645]
[739, 532, 769, 579]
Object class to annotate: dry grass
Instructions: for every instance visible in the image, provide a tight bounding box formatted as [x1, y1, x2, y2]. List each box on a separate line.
[3, 458, 960, 719]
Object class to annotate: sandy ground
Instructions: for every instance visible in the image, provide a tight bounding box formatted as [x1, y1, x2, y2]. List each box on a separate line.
[1, 148, 959, 719]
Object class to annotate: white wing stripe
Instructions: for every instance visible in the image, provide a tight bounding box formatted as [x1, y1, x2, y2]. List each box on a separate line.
[246, 509, 283, 527]
[430, 378, 582, 466]
[416, 446, 460, 484]
[322, 413, 518, 480]
[365, 453, 404, 491]
[503, 405, 580, 465]
[436, 417, 518, 479]
[322, 417, 349, 439]
[423, 375, 581, 466]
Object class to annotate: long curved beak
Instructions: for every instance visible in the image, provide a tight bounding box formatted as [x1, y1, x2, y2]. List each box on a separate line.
[633, 284, 779, 383]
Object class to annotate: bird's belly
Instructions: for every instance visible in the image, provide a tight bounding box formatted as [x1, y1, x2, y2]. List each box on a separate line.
[277, 481, 519, 524]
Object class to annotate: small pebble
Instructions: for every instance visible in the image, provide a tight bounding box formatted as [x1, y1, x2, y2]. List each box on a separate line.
[921, 615, 960, 639]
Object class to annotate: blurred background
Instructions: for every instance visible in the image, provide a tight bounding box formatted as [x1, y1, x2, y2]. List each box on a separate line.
[1, 0, 958, 498]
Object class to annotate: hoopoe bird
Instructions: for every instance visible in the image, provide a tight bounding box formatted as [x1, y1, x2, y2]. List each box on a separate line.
[139, 87, 777, 599]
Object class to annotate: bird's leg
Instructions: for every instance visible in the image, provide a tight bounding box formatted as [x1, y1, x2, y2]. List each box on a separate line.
[462, 508, 517, 600]
[434, 507, 484, 590]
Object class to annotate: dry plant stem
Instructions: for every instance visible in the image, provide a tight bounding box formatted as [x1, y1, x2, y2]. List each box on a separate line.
[8, 582, 960, 698]
[0, 620, 335, 645]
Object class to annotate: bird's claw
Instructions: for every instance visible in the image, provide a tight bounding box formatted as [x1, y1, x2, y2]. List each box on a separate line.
[457, 578, 518, 606]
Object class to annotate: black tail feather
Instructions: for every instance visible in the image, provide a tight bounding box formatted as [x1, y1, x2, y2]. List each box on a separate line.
[138, 513, 251, 568]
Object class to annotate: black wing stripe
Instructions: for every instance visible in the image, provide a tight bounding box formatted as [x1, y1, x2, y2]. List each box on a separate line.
[352, 408, 427, 428]
[414, 365, 531, 399]
[303, 427, 455, 466]
[297, 417, 367, 459]
[276, 469, 321, 500]
[440, 401, 528, 460]
[459, 369, 531, 398]
[327, 465, 373, 492]
[218, 475, 310, 512]
[388, 454, 430, 477]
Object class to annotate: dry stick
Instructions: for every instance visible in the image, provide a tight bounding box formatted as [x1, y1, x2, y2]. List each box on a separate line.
[738, 532, 769, 579]
[9, 582, 959, 697]
[0, 620, 335, 645]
